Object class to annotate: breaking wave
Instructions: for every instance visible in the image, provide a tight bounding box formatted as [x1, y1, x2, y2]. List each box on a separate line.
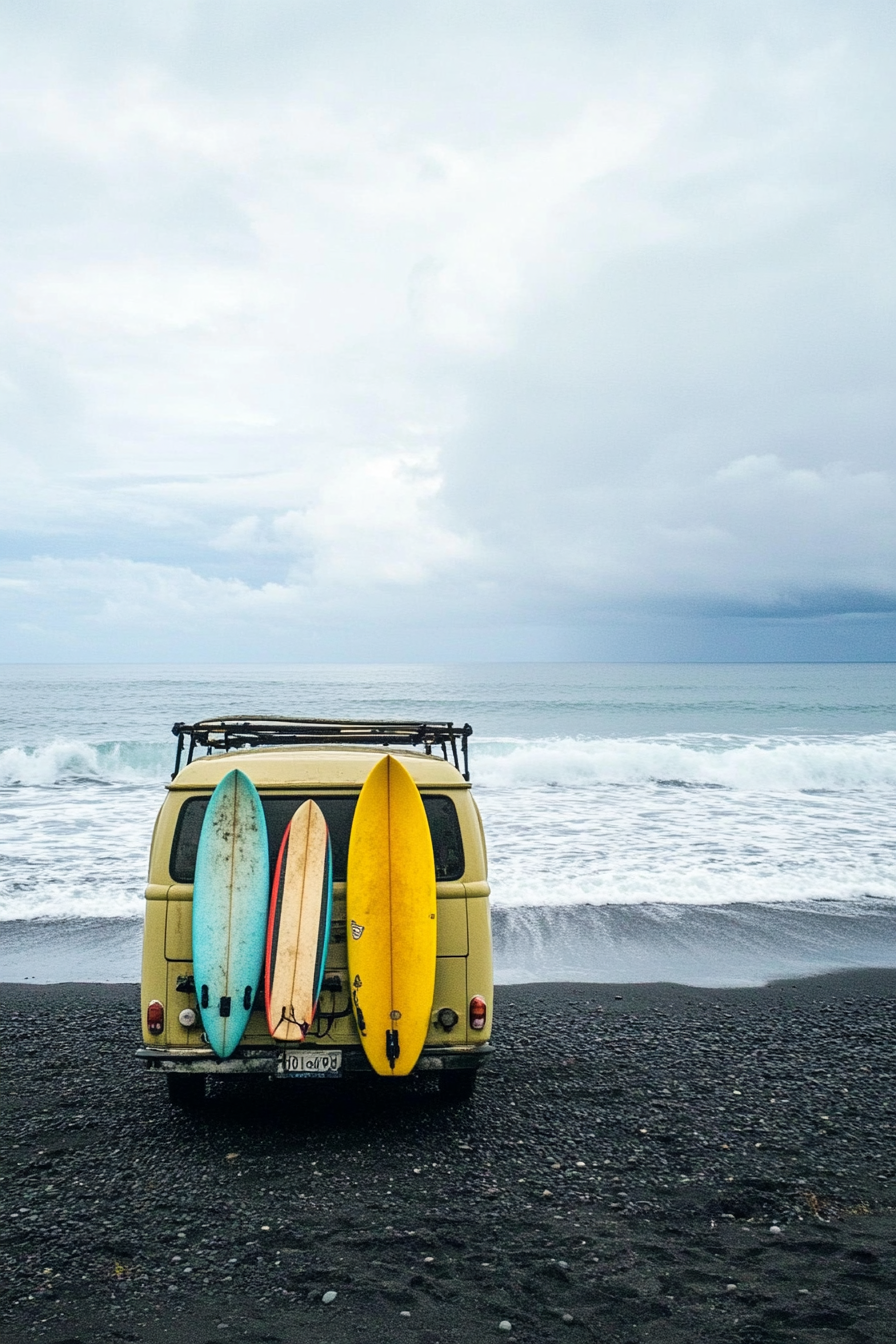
[475, 733, 896, 793]
[3, 731, 895, 794]
[0, 740, 169, 787]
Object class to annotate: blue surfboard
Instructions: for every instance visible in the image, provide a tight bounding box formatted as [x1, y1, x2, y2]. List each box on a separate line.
[192, 769, 269, 1059]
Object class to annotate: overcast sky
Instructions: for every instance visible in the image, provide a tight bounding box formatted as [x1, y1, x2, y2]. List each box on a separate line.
[1, 0, 894, 662]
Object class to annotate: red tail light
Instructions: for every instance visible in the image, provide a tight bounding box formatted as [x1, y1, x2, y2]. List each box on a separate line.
[147, 1000, 164, 1035]
[469, 995, 487, 1031]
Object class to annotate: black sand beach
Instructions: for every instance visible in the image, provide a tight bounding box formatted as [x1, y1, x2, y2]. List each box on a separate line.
[2, 972, 894, 1344]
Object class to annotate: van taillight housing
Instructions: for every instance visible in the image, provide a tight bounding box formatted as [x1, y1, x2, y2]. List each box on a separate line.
[147, 1000, 164, 1035]
[469, 995, 487, 1031]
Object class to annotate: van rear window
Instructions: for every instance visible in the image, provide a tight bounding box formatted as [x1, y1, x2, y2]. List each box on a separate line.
[169, 793, 465, 884]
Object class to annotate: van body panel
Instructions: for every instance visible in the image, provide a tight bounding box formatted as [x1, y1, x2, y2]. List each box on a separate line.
[165, 900, 192, 961]
[436, 897, 468, 957]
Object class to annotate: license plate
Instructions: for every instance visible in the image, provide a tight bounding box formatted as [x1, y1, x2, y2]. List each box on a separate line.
[279, 1049, 342, 1078]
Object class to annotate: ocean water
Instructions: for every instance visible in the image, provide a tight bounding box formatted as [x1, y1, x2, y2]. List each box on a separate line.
[1, 663, 894, 985]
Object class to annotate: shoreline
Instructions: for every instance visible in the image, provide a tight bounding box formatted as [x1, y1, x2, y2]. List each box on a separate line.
[3, 963, 896, 996]
[3, 972, 895, 1343]
[4, 901, 896, 987]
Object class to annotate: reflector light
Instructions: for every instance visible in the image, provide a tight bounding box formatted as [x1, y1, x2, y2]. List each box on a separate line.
[178, 1007, 197, 1028]
[147, 999, 164, 1035]
[469, 995, 487, 1030]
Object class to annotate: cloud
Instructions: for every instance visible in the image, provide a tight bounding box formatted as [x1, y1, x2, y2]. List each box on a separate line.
[205, 448, 478, 586]
[274, 450, 478, 585]
[1, 1, 894, 659]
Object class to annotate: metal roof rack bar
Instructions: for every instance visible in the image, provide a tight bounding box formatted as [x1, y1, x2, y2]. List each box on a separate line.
[170, 716, 473, 781]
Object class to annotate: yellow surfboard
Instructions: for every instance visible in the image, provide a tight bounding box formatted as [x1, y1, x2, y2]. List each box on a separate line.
[346, 754, 437, 1076]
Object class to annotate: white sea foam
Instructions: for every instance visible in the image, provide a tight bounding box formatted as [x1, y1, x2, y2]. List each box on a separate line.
[475, 734, 896, 911]
[0, 882, 147, 922]
[488, 869, 896, 909]
[475, 734, 896, 792]
[0, 777, 160, 920]
[2, 729, 895, 924]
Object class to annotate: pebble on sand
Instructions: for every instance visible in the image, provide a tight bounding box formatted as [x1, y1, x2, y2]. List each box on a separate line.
[498, 1322, 512, 1332]
[769, 1225, 783, 1235]
[322, 1290, 337, 1304]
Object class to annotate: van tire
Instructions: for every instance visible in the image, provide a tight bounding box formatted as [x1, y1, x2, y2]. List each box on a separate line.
[167, 1073, 206, 1107]
[438, 1069, 477, 1102]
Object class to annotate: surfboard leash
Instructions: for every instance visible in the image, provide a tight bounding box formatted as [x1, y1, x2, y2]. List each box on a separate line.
[307, 985, 354, 1039]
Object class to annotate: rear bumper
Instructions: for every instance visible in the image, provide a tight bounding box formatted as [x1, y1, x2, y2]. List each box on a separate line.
[136, 1042, 494, 1076]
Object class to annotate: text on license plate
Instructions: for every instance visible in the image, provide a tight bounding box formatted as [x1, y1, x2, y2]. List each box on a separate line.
[280, 1049, 342, 1077]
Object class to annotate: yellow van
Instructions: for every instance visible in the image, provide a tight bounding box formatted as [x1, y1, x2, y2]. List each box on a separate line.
[137, 717, 494, 1105]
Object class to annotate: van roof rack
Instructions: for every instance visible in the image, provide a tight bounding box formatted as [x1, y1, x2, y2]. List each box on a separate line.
[171, 716, 473, 781]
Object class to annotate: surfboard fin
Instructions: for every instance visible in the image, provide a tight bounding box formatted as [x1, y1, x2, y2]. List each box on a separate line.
[385, 1029, 400, 1068]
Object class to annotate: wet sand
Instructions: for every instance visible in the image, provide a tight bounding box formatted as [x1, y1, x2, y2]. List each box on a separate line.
[2, 971, 895, 1343]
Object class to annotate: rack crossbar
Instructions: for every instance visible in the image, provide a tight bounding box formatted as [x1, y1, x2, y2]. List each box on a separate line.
[171, 716, 473, 781]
